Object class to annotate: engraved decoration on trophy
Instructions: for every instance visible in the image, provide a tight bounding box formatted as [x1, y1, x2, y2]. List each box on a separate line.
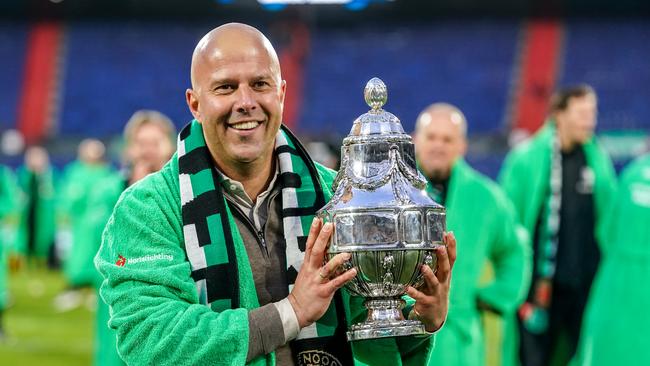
[317, 77, 446, 341]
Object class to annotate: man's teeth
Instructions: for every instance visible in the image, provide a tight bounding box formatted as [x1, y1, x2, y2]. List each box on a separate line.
[231, 121, 260, 130]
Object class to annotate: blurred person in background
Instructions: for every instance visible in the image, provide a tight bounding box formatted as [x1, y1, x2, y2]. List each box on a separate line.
[414, 103, 531, 366]
[0, 164, 19, 340]
[572, 153, 650, 366]
[498, 85, 617, 366]
[15, 146, 56, 268]
[305, 141, 339, 170]
[95, 23, 456, 365]
[89, 110, 176, 366]
[56, 139, 114, 311]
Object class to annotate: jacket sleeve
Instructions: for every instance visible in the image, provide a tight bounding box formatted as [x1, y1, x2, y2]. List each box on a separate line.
[592, 143, 618, 247]
[94, 175, 253, 366]
[0, 167, 18, 218]
[497, 151, 528, 225]
[476, 193, 532, 315]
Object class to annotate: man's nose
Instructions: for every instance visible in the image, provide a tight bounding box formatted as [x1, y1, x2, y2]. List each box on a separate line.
[234, 86, 257, 114]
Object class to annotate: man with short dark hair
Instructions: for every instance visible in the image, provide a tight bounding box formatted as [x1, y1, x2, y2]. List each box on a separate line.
[499, 85, 617, 366]
[95, 23, 456, 365]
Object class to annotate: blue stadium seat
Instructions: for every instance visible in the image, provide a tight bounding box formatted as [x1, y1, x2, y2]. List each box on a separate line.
[59, 22, 203, 137]
[560, 20, 650, 132]
[0, 22, 27, 131]
[299, 21, 520, 137]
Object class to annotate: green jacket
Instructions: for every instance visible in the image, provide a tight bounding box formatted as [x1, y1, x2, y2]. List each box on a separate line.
[87, 173, 128, 366]
[14, 166, 57, 258]
[425, 159, 531, 366]
[498, 123, 617, 248]
[96, 154, 434, 366]
[498, 122, 617, 366]
[60, 161, 115, 286]
[572, 154, 650, 366]
[1, 165, 19, 310]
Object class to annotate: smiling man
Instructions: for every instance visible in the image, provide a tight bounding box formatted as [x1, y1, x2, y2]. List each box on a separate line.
[95, 23, 456, 366]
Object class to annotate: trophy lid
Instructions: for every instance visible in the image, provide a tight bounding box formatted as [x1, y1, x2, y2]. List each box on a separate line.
[344, 78, 409, 145]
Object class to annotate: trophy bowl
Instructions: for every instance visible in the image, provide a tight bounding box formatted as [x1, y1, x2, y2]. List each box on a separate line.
[317, 78, 446, 341]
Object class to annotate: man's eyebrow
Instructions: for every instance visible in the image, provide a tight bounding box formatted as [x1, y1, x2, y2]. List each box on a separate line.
[251, 74, 275, 82]
[208, 77, 237, 88]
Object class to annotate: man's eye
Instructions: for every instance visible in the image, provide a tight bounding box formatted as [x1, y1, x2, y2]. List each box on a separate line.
[254, 81, 270, 88]
[215, 85, 234, 92]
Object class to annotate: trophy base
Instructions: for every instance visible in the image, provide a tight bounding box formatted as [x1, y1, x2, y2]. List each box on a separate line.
[346, 320, 427, 341]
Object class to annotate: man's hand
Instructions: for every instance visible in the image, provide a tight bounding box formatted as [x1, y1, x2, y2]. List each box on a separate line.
[288, 218, 357, 329]
[405, 231, 457, 332]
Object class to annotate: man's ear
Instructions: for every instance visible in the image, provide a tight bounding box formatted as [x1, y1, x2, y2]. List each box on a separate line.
[459, 139, 468, 157]
[186, 88, 201, 122]
[279, 79, 287, 106]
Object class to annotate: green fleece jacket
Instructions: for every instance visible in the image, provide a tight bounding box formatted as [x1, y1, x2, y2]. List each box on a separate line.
[425, 159, 531, 366]
[96, 153, 434, 366]
[86, 173, 127, 366]
[60, 161, 115, 286]
[498, 123, 617, 248]
[572, 154, 650, 366]
[1, 165, 19, 310]
[498, 122, 617, 366]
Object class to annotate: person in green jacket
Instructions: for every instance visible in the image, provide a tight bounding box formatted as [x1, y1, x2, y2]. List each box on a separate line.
[89, 109, 176, 366]
[59, 139, 114, 288]
[571, 153, 650, 366]
[0, 164, 19, 339]
[15, 146, 57, 267]
[95, 23, 457, 366]
[498, 85, 617, 366]
[414, 103, 531, 366]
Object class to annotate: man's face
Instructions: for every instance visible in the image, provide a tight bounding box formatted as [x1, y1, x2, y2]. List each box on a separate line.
[187, 38, 285, 170]
[129, 123, 174, 171]
[80, 143, 104, 164]
[25, 147, 49, 173]
[414, 110, 467, 180]
[556, 93, 597, 146]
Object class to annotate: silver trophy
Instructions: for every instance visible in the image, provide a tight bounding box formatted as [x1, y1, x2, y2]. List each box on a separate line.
[317, 77, 446, 341]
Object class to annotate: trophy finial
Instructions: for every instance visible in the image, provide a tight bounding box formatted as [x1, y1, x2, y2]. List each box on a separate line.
[364, 77, 387, 111]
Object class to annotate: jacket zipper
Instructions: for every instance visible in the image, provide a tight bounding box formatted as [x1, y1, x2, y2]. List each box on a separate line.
[225, 198, 269, 257]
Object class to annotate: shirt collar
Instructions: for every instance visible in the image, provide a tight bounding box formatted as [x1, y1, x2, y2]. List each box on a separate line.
[216, 158, 280, 207]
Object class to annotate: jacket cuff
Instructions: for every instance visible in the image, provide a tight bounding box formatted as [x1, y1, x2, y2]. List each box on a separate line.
[246, 303, 285, 362]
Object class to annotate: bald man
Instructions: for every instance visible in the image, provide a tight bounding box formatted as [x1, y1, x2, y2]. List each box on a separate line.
[95, 23, 456, 366]
[414, 103, 530, 366]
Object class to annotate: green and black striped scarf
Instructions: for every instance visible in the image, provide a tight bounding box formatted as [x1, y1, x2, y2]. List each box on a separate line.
[177, 119, 352, 365]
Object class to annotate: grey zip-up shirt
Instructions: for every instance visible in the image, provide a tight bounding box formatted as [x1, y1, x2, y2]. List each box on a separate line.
[218, 163, 300, 366]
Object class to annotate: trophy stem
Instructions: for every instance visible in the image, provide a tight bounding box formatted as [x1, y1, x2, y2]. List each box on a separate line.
[346, 298, 427, 341]
[366, 298, 407, 322]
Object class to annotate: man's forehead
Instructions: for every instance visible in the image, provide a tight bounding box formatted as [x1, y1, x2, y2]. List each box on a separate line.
[422, 110, 463, 130]
[569, 93, 597, 107]
[192, 29, 280, 85]
[198, 31, 268, 57]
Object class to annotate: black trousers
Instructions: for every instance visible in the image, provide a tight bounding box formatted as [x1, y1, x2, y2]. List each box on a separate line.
[518, 284, 591, 366]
